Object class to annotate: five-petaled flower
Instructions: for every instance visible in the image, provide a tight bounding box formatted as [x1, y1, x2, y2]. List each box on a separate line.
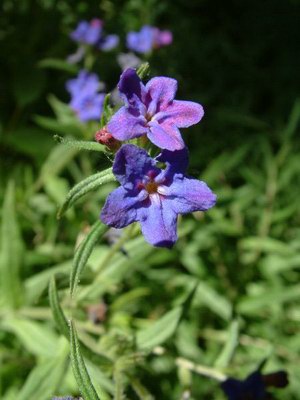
[126, 25, 172, 54]
[221, 369, 288, 400]
[100, 144, 216, 248]
[66, 70, 105, 122]
[107, 68, 204, 151]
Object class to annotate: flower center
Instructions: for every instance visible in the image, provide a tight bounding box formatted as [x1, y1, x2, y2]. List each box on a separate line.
[145, 181, 158, 194]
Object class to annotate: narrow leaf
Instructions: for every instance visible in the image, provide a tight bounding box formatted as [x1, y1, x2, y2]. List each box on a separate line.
[54, 135, 106, 152]
[137, 307, 182, 350]
[70, 320, 101, 400]
[214, 319, 239, 368]
[49, 277, 112, 367]
[57, 168, 115, 218]
[0, 181, 23, 308]
[49, 276, 69, 337]
[136, 62, 150, 79]
[100, 94, 114, 128]
[70, 221, 108, 295]
[38, 57, 79, 73]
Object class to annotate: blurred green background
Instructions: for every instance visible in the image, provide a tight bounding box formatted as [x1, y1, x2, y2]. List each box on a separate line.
[1, 1, 300, 399]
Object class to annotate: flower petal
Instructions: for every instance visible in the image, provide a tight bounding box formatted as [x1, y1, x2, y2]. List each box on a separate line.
[159, 176, 217, 214]
[155, 100, 204, 128]
[138, 194, 178, 248]
[100, 34, 119, 51]
[113, 144, 158, 186]
[108, 107, 148, 141]
[145, 77, 178, 113]
[156, 147, 189, 175]
[118, 68, 145, 107]
[147, 120, 184, 150]
[100, 186, 139, 228]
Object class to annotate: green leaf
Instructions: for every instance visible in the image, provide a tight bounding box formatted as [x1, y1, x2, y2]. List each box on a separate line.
[70, 221, 108, 295]
[100, 94, 114, 128]
[70, 320, 101, 400]
[49, 276, 69, 337]
[214, 320, 239, 368]
[16, 339, 69, 400]
[136, 62, 150, 79]
[136, 284, 198, 350]
[49, 276, 112, 367]
[38, 57, 79, 73]
[34, 115, 83, 137]
[0, 181, 23, 308]
[58, 168, 115, 218]
[2, 318, 59, 357]
[37, 143, 79, 189]
[137, 307, 182, 350]
[54, 135, 107, 152]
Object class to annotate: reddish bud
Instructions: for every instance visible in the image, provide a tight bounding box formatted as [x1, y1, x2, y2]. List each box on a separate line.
[95, 126, 120, 151]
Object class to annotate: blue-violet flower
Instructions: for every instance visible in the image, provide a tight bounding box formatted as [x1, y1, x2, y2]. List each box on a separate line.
[126, 25, 172, 54]
[70, 19, 119, 51]
[100, 144, 216, 248]
[66, 70, 105, 122]
[107, 68, 204, 151]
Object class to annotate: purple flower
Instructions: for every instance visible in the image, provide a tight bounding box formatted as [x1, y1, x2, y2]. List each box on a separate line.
[107, 68, 204, 151]
[70, 19, 119, 52]
[66, 70, 100, 97]
[126, 26, 154, 54]
[98, 34, 119, 51]
[153, 28, 173, 48]
[100, 144, 216, 248]
[126, 25, 172, 54]
[221, 370, 288, 400]
[70, 19, 103, 45]
[66, 70, 105, 122]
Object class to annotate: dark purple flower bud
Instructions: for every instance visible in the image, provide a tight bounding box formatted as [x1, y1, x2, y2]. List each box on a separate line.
[107, 68, 204, 151]
[100, 144, 216, 248]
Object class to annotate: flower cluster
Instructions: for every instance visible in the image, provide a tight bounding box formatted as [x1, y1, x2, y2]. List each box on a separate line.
[126, 25, 173, 54]
[100, 68, 216, 248]
[70, 18, 119, 51]
[66, 70, 105, 122]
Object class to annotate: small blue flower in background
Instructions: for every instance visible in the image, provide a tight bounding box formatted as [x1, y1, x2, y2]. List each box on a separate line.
[70, 18, 103, 45]
[101, 144, 216, 248]
[66, 70, 105, 122]
[107, 68, 204, 151]
[70, 18, 119, 50]
[126, 25, 172, 54]
[221, 369, 288, 400]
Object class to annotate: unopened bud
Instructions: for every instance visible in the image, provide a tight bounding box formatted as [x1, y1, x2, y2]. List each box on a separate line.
[95, 126, 120, 151]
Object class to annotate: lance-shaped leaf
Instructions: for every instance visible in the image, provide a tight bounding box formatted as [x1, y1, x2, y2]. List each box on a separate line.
[70, 320, 101, 400]
[58, 168, 115, 218]
[136, 284, 198, 350]
[16, 340, 69, 400]
[49, 276, 69, 337]
[0, 181, 23, 308]
[49, 276, 112, 367]
[70, 221, 108, 296]
[214, 319, 239, 368]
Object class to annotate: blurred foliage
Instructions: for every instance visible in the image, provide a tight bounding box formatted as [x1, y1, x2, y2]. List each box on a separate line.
[0, 0, 300, 399]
